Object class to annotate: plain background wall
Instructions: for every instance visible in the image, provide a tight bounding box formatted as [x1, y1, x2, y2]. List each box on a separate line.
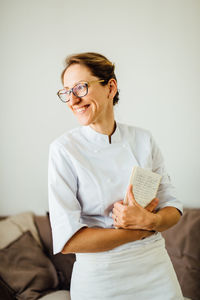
[1, 0, 199, 215]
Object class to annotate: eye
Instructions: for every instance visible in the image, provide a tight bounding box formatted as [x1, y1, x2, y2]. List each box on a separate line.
[59, 89, 68, 95]
[62, 88, 73, 96]
[74, 83, 86, 91]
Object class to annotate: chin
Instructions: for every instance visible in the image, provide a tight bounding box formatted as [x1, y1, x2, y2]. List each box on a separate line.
[76, 117, 93, 126]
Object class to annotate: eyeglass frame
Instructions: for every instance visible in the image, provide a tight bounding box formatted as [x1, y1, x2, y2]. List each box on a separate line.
[57, 79, 105, 103]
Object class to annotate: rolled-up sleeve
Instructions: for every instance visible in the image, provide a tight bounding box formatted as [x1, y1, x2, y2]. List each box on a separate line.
[48, 142, 88, 254]
[150, 135, 183, 214]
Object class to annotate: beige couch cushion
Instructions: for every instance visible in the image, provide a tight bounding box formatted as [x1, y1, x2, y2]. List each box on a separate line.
[0, 218, 22, 249]
[0, 212, 42, 248]
[40, 290, 71, 300]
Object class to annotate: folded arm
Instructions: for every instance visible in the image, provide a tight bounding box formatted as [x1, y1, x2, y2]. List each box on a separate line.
[61, 226, 154, 254]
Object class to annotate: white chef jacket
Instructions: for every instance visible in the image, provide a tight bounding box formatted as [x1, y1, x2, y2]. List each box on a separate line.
[48, 122, 183, 255]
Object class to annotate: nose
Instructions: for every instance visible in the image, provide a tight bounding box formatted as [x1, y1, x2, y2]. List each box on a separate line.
[68, 91, 81, 106]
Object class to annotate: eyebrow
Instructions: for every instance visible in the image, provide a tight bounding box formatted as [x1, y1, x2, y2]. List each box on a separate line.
[64, 80, 88, 89]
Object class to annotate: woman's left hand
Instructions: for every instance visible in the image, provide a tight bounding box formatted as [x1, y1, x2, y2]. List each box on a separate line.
[112, 184, 159, 230]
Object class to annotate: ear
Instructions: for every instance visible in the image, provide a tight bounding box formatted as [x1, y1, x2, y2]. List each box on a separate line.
[108, 78, 117, 100]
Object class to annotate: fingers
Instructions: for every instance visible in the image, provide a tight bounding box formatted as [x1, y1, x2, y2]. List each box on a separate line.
[112, 200, 127, 228]
[118, 200, 124, 204]
[127, 184, 141, 207]
[127, 184, 135, 205]
[112, 207, 119, 217]
[145, 198, 159, 212]
[111, 210, 121, 227]
[113, 201, 124, 212]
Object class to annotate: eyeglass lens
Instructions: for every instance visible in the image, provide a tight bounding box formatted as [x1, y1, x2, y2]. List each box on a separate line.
[59, 83, 88, 102]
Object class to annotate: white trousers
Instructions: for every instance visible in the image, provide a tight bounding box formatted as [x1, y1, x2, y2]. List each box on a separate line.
[70, 238, 183, 300]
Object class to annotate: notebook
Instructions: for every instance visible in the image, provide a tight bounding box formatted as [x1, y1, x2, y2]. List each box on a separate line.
[124, 166, 162, 207]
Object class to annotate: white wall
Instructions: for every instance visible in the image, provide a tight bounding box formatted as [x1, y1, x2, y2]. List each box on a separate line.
[1, 0, 199, 215]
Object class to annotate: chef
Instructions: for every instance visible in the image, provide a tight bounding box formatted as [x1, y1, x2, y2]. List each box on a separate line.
[48, 52, 183, 300]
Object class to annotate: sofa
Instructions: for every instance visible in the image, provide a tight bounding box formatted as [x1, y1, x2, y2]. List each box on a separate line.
[0, 208, 199, 300]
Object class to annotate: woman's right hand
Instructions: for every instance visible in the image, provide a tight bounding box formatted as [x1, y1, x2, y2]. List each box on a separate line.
[112, 185, 159, 230]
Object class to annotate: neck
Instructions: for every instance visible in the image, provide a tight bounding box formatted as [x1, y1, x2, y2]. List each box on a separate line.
[89, 116, 116, 136]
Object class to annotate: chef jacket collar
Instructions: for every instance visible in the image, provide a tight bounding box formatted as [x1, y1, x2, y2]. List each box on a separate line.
[83, 121, 121, 145]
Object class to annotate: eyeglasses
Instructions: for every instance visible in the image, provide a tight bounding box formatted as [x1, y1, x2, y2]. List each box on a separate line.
[57, 80, 105, 103]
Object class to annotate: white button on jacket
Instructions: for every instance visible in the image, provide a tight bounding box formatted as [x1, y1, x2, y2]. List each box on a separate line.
[48, 122, 183, 254]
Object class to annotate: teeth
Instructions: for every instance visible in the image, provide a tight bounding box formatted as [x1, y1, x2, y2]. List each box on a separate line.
[77, 108, 86, 112]
[75, 105, 89, 113]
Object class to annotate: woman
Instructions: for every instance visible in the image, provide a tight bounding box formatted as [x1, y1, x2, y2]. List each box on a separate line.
[48, 52, 183, 299]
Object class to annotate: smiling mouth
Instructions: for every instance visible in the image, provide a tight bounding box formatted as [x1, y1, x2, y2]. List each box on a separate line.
[73, 104, 90, 113]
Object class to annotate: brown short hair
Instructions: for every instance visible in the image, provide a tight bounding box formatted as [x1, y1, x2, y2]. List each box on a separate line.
[61, 52, 119, 106]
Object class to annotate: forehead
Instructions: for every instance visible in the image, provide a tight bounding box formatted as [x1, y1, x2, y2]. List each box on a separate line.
[63, 64, 95, 87]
